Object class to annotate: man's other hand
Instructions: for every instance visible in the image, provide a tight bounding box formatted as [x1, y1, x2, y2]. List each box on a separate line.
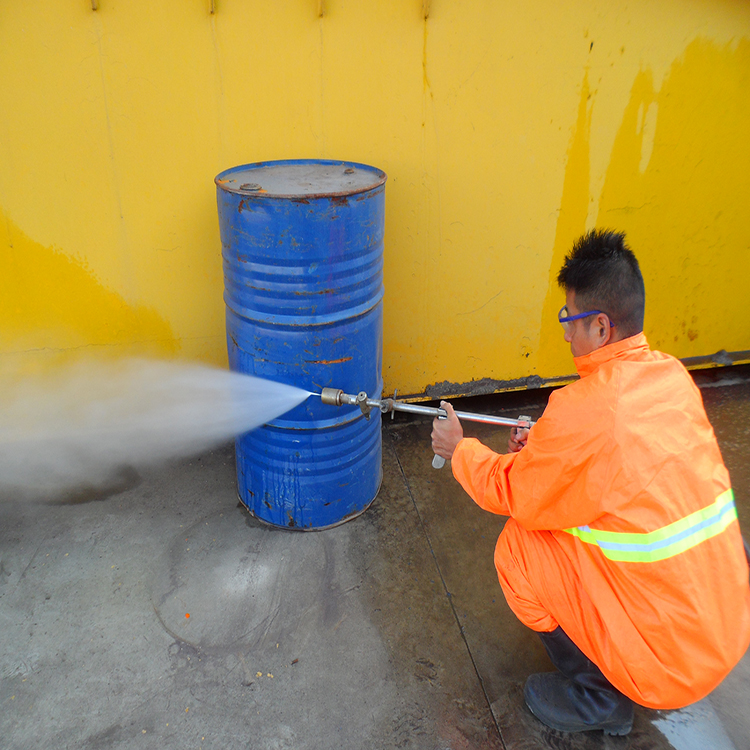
[431, 401, 464, 460]
[508, 426, 529, 453]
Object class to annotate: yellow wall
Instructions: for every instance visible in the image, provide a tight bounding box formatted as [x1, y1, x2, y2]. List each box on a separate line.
[1, 1, 749, 397]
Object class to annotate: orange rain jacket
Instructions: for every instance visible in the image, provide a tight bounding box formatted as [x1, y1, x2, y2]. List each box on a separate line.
[452, 333, 750, 709]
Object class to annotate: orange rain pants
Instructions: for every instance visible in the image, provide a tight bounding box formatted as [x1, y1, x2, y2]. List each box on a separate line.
[451, 333, 750, 709]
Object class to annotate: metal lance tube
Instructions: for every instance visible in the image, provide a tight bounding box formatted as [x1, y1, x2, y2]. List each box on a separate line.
[318, 388, 535, 469]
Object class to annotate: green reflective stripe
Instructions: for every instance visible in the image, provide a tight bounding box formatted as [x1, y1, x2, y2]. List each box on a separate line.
[564, 489, 736, 563]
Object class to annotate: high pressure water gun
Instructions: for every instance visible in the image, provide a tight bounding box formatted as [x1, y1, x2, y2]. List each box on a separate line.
[318, 387, 535, 469]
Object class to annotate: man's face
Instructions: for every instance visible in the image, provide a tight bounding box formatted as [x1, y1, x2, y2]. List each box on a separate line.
[563, 290, 607, 357]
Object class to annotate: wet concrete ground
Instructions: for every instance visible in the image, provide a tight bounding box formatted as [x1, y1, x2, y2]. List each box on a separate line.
[1, 367, 749, 750]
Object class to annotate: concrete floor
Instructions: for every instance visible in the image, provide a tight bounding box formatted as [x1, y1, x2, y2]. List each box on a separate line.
[1, 368, 749, 750]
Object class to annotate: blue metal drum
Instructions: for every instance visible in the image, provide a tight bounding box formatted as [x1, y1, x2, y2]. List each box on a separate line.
[215, 159, 386, 529]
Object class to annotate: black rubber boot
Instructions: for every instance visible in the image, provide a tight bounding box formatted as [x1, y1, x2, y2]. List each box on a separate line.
[524, 627, 634, 736]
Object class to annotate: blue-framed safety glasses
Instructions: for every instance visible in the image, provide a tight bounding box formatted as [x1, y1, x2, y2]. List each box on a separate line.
[558, 305, 615, 330]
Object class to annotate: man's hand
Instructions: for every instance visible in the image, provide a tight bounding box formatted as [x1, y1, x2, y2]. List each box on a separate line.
[431, 401, 464, 460]
[508, 426, 529, 453]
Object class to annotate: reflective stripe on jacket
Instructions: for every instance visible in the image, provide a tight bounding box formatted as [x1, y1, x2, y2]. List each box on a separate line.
[564, 487, 737, 563]
[452, 333, 750, 708]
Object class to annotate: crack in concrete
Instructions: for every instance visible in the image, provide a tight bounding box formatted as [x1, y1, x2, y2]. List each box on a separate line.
[385, 430, 507, 749]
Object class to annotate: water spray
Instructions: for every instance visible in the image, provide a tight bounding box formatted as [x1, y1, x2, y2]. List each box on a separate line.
[0, 361, 312, 499]
[316, 387, 534, 469]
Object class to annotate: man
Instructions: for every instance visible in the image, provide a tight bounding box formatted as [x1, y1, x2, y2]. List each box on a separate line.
[431, 229, 750, 736]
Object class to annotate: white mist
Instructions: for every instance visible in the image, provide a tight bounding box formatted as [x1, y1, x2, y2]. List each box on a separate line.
[0, 359, 311, 498]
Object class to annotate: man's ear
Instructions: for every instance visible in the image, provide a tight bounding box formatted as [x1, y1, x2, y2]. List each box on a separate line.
[595, 313, 613, 347]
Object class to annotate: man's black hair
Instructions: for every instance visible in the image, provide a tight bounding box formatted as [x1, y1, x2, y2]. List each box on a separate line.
[557, 229, 645, 338]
